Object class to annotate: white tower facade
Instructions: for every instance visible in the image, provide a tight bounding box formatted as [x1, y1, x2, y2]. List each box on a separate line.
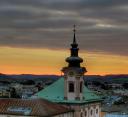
[63, 67, 86, 101]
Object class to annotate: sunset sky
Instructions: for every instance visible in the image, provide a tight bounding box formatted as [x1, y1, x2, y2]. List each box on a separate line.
[0, 0, 128, 75]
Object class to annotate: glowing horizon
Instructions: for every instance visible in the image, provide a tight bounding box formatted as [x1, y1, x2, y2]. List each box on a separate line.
[0, 47, 128, 75]
[0, 0, 128, 76]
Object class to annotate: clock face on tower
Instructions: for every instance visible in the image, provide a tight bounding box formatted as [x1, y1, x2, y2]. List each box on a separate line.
[68, 71, 75, 77]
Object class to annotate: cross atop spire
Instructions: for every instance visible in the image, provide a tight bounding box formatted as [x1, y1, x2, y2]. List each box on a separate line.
[73, 25, 77, 44]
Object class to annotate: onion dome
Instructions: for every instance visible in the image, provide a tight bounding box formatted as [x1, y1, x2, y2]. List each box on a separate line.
[66, 25, 83, 67]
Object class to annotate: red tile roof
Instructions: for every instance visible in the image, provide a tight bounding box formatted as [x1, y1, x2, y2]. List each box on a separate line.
[0, 98, 73, 117]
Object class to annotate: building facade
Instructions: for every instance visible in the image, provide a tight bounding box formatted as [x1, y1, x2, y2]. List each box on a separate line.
[0, 113, 73, 117]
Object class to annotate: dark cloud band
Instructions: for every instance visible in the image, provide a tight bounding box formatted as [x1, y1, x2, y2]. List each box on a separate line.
[0, 0, 128, 56]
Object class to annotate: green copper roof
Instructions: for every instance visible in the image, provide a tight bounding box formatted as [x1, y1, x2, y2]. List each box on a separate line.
[34, 78, 101, 104]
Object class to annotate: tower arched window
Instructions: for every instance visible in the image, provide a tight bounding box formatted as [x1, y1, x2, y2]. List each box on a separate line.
[96, 108, 98, 114]
[69, 82, 74, 92]
[80, 82, 83, 93]
[90, 109, 93, 116]
[85, 110, 87, 117]
[80, 112, 83, 117]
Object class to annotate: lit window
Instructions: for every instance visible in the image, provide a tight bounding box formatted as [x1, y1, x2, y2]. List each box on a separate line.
[69, 82, 74, 92]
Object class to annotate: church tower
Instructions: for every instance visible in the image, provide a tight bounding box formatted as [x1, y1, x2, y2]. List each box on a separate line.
[36, 26, 101, 117]
[62, 25, 87, 100]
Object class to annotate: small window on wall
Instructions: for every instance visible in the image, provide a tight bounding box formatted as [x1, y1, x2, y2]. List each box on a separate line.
[80, 82, 83, 93]
[69, 82, 74, 92]
[80, 112, 83, 117]
[90, 109, 93, 115]
[85, 111, 87, 117]
[96, 108, 98, 114]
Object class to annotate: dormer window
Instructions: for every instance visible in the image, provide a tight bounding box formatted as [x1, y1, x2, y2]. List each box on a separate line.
[69, 82, 74, 92]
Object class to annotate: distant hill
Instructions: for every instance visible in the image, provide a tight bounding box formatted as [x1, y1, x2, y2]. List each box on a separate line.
[9, 74, 60, 79]
[0, 73, 10, 79]
[84, 75, 128, 83]
[0, 73, 60, 83]
[0, 73, 128, 83]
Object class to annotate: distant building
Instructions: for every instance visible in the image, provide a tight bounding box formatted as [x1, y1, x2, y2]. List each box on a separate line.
[108, 83, 123, 89]
[0, 85, 11, 98]
[0, 98, 74, 117]
[0, 90, 10, 98]
[104, 113, 128, 117]
[34, 26, 102, 117]
[113, 89, 128, 96]
[11, 83, 38, 99]
[21, 85, 38, 99]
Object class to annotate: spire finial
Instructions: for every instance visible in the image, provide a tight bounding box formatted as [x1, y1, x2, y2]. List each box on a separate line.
[73, 25, 76, 44]
[73, 24, 76, 33]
